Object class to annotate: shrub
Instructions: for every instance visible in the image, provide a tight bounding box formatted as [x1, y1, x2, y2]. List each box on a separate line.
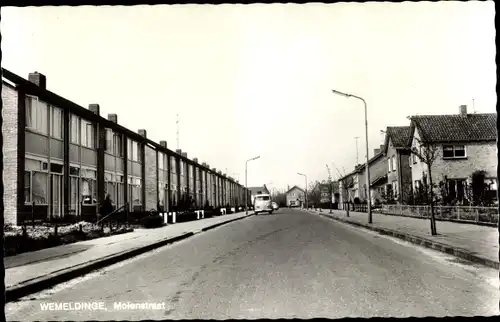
[140, 215, 164, 228]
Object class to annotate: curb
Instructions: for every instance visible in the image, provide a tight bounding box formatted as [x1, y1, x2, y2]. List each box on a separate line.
[310, 211, 499, 270]
[201, 213, 254, 232]
[5, 214, 254, 303]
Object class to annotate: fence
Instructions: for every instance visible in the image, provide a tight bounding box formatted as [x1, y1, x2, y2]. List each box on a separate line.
[379, 204, 498, 225]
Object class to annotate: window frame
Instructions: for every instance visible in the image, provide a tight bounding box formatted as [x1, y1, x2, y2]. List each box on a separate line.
[25, 95, 49, 135]
[443, 145, 467, 159]
[51, 106, 63, 139]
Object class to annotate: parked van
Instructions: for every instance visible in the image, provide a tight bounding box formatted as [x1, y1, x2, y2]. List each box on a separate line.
[254, 194, 273, 215]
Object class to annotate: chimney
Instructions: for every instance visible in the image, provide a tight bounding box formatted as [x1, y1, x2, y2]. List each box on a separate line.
[28, 72, 47, 90]
[159, 141, 167, 148]
[193, 158, 198, 163]
[181, 152, 187, 158]
[206, 164, 210, 168]
[380, 144, 384, 151]
[374, 148, 380, 156]
[107, 114, 118, 123]
[459, 105, 467, 117]
[176, 149, 182, 154]
[89, 104, 100, 115]
[138, 129, 147, 138]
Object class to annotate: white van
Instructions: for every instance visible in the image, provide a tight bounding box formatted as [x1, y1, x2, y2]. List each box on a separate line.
[254, 194, 273, 215]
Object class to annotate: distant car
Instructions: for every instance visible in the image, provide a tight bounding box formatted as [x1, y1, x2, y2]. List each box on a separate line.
[271, 202, 279, 211]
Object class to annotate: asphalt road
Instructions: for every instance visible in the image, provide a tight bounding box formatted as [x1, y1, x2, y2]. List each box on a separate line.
[6, 209, 499, 320]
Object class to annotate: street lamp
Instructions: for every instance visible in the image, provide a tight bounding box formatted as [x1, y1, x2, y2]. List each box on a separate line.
[297, 172, 308, 209]
[245, 156, 260, 214]
[332, 89, 372, 224]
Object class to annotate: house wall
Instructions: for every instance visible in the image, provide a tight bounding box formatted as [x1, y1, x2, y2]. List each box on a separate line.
[399, 149, 412, 202]
[410, 127, 497, 191]
[144, 144, 158, 211]
[2, 83, 19, 225]
[357, 155, 387, 202]
[386, 138, 399, 189]
[286, 187, 305, 206]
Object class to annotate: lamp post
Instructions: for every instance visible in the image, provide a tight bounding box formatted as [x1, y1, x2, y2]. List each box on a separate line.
[245, 156, 260, 214]
[332, 89, 372, 224]
[297, 172, 307, 209]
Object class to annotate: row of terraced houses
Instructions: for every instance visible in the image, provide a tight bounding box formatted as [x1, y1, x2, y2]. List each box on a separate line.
[338, 105, 498, 207]
[2, 69, 251, 226]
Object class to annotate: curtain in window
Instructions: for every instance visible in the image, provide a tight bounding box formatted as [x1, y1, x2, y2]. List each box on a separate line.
[32, 172, 48, 204]
[37, 100, 49, 134]
[52, 107, 63, 139]
[70, 115, 79, 143]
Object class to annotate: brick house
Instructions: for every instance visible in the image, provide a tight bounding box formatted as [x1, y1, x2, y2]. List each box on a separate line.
[338, 146, 387, 207]
[408, 105, 497, 205]
[382, 126, 413, 204]
[2, 68, 248, 225]
[354, 146, 388, 205]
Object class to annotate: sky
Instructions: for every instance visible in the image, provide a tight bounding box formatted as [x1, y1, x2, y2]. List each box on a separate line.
[1, 2, 496, 192]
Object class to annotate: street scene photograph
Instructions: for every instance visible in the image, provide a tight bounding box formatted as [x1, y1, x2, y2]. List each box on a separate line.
[1, 1, 498, 320]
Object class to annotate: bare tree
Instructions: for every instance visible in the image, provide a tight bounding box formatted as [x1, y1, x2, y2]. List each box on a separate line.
[410, 136, 440, 235]
[339, 176, 355, 217]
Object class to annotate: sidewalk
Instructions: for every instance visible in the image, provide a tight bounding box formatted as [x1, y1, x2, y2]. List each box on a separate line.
[308, 208, 499, 269]
[5, 212, 253, 301]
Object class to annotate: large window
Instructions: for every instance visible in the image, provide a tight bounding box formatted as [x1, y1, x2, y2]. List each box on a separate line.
[81, 169, 97, 204]
[128, 177, 142, 209]
[105, 129, 114, 154]
[128, 140, 141, 162]
[70, 114, 80, 144]
[114, 134, 123, 157]
[51, 106, 63, 139]
[81, 119, 95, 148]
[443, 145, 466, 159]
[446, 179, 466, 201]
[26, 96, 48, 134]
[24, 171, 49, 204]
[158, 152, 165, 170]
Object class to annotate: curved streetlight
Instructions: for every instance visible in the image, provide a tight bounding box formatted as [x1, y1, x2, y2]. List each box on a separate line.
[332, 89, 372, 224]
[297, 172, 308, 209]
[245, 156, 260, 214]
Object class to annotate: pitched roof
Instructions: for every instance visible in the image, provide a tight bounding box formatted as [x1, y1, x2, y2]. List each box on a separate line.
[370, 173, 388, 187]
[409, 113, 497, 144]
[385, 126, 411, 150]
[285, 185, 305, 194]
[353, 149, 385, 172]
[248, 186, 270, 195]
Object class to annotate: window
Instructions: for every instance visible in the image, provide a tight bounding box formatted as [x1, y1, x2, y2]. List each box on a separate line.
[446, 179, 466, 201]
[158, 153, 164, 170]
[128, 140, 140, 161]
[443, 145, 466, 159]
[81, 120, 95, 148]
[114, 134, 123, 157]
[391, 156, 396, 172]
[412, 152, 417, 164]
[25, 96, 48, 134]
[387, 158, 391, 173]
[414, 180, 421, 190]
[24, 171, 31, 203]
[51, 106, 63, 139]
[32, 172, 48, 204]
[70, 114, 80, 144]
[105, 129, 113, 154]
[170, 156, 177, 174]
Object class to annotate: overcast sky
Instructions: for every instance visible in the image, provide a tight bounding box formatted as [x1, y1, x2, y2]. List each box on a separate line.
[1, 2, 496, 192]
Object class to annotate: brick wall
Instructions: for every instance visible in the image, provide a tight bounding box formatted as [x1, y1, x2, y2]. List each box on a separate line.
[2, 83, 19, 225]
[411, 127, 497, 192]
[144, 145, 158, 211]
